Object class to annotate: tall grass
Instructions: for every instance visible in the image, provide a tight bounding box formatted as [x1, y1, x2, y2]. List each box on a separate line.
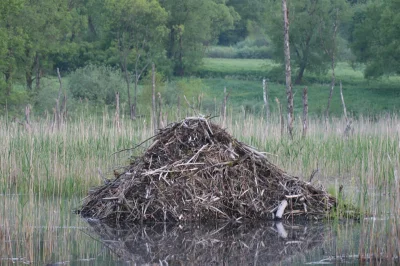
[0, 110, 152, 197]
[1, 107, 400, 261]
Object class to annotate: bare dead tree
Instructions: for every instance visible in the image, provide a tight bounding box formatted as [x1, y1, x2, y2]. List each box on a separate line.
[263, 79, 270, 124]
[114, 92, 120, 131]
[61, 92, 67, 121]
[55, 68, 63, 129]
[340, 81, 352, 137]
[157, 92, 163, 129]
[24, 105, 32, 132]
[152, 63, 157, 134]
[282, 0, 294, 139]
[302, 87, 308, 138]
[275, 98, 284, 138]
[321, 8, 340, 126]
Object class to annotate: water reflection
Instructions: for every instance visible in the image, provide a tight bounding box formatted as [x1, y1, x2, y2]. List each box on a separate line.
[2, 194, 398, 265]
[85, 220, 328, 265]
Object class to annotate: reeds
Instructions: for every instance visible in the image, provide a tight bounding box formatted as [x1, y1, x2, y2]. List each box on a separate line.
[1, 108, 400, 262]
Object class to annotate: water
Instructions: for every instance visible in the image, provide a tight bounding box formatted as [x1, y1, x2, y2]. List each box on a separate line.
[0, 195, 397, 265]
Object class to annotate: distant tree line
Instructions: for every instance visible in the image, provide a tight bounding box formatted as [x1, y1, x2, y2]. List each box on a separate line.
[0, 0, 399, 112]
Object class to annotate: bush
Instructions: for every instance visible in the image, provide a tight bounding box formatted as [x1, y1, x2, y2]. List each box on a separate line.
[68, 64, 126, 105]
[206, 43, 272, 59]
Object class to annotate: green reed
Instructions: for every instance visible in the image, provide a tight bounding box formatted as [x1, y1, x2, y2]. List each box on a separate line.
[1, 108, 399, 262]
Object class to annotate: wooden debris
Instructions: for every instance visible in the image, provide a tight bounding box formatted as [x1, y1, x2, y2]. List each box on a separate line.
[79, 117, 336, 224]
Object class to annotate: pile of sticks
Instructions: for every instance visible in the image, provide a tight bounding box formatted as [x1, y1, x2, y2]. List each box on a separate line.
[79, 117, 336, 224]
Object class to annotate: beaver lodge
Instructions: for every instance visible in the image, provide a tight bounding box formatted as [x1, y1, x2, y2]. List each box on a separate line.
[79, 117, 336, 224]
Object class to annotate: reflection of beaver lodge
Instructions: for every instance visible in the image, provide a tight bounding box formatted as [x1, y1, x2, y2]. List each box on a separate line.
[79, 117, 336, 224]
[86, 221, 327, 265]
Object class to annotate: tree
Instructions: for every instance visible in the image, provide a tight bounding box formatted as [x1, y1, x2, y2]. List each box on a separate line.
[266, 0, 349, 84]
[317, 0, 350, 119]
[162, 0, 238, 76]
[282, 0, 294, 138]
[0, 0, 25, 98]
[105, 0, 168, 119]
[18, 0, 74, 92]
[220, 0, 268, 45]
[351, 0, 400, 78]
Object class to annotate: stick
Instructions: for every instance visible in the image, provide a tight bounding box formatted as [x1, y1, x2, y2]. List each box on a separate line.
[339, 80, 348, 121]
[262, 79, 269, 124]
[340, 81, 352, 137]
[275, 199, 288, 219]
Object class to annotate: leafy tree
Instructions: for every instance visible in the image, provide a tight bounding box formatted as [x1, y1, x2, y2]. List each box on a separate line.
[266, 0, 350, 84]
[220, 0, 268, 45]
[0, 0, 25, 97]
[351, 0, 400, 78]
[105, 0, 168, 119]
[162, 0, 238, 76]
[18, 0, 75, 92]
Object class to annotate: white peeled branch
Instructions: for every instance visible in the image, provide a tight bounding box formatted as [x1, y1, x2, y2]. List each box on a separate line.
[276, 199, 288, 219]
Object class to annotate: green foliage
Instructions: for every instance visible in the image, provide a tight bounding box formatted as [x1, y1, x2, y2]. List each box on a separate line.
[265, 0, 351, 84]
[351, 0, 400, 78]
[105, 0, 169, 70]
[163, 78, 209, 107]
[219, 0, 268, 45]
[68, 64, 126, 104]
[162, 0, 239, 75]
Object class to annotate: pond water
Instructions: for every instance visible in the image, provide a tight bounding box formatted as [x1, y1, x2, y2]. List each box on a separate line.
[0, 195, 397, 265]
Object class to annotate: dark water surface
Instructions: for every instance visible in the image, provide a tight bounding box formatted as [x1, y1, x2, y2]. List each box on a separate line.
[1, 195, 396, 265]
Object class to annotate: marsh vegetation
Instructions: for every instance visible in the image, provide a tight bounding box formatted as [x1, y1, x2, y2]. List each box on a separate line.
[1, 108, 399, 264]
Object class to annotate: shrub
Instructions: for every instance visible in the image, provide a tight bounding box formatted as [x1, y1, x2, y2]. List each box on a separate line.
[205, 45, 272, 59]
[68, 64, 126, 105]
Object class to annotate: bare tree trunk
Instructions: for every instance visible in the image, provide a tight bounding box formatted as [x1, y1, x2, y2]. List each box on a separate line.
[302, 87, 308, 138]
[339, 81, 347, 120]
[222, 87, 229, 128]
[61, 93, 67, 121]
[122, 63, 132, 120]
[114, 92, 120, 131]
[282, 0, 294, 139]
[325, 57, 336, 125]
[55, 68, 63, 129]
[157, 92, 163, 129]
[321, 9, 339, 127]
[133, 74, 138, 119]
[263, 79, 269, 124]
[275, 98, 284, 138]
[152, 63, 157, 134]
[25, 105, 32, 132]
[339, 81, 352, 137]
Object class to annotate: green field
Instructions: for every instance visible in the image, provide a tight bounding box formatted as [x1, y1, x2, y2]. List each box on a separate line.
[190, 58, 400, 116]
